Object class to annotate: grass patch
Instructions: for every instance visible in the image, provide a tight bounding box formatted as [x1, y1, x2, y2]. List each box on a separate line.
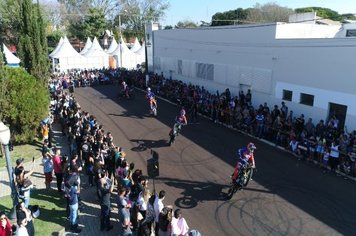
[0, 188, 66, 235]
[0, 141, 42, 169]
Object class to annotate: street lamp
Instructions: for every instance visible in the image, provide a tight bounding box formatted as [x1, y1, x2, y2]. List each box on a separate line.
[0, 121, 18, 219]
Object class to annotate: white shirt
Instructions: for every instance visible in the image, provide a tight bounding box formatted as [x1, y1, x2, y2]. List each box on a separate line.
[137, 192, 147, 211]
[171, 217, 189, 236]
[16, 225, 29, 236]
[330, 144, 339, 158]
[153, 196, 164, 223]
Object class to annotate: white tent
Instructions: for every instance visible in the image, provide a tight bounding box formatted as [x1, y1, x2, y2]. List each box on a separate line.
[106, 37, 118, 54]
[49, 37, 63, 57]
[118, 37, 137, 69]
[50, 36, 86, 72]
[110, 43, 122, 68]
[80, 37, 92, 55]
[82, 37, 109, 69]
[2, 44, 20, 67]
[130, 37, 141, 52]
[134, 42, 146, 66]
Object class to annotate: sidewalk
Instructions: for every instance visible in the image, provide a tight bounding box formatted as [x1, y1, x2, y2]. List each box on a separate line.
[0, 123, 69, 198]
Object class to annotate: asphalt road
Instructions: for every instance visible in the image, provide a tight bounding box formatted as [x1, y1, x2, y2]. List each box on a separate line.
[73, 84, 356, 236]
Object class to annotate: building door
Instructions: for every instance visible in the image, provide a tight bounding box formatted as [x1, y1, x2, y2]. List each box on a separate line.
[328, 102, 347, 130]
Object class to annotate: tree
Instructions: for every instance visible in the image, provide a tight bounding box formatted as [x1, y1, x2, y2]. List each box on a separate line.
[113, 0, 170, 40]
[295, 7, 342, 21]
[0, 0, 22, 45]
[246, 3, 294, 23]
[0, 67, 49, 143]
[17, 0, 49, 80]
[211, 8, 248, 26]
[58, 0, 119, 20]
[175, 20, 198, 29]
[68, 7, 109, 40]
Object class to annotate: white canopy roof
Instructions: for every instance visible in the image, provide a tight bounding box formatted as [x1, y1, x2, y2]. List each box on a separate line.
[49, 37, 63, 57]
[2, 44, 20, 66]
[50, 36, 86, 71]
[134, 42, 146, 65]
[82, 37, 109, 69]
[106, 37, 118, 54]
[130, 37, 141, 52]
[80, 37, 92, 55]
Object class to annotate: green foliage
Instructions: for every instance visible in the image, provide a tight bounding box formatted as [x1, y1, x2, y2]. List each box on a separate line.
[17, 0, 50, 80]
[175, 20, 198, 29]
[114, 0, 170, 38]
[83, 8, 109, 39]
[67, 7, 109, 40]
[47, 31, 64, 54]
[0, 67, 49, 143]
[212, 8, 248, 26]
[295, 7, 342, 21]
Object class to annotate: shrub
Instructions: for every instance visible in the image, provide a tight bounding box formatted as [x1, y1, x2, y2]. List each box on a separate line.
[0, 66, 49, 143]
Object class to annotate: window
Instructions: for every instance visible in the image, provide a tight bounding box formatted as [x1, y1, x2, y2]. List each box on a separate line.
[282, 90, 292, 101]
[300, 93, 314, 106]
[346, 29, 356, 37]
[196, 63, 214, 80]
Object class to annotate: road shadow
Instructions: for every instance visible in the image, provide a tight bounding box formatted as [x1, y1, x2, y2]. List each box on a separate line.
[130, 139, 169, 151]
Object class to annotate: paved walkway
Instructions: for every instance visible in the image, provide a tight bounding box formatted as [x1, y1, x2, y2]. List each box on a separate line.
[0, 123, 120, 235]
[0, 123, 69, 198]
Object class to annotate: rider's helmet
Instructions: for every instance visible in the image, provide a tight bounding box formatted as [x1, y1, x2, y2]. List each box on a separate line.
[180, 108, 186, 116]
[147, 87, 151, 92]
[122, 81, 126, 85]
[247, 142, 256, 153]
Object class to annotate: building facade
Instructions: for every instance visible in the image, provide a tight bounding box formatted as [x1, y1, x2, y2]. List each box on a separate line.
[151, 22, 356, 131]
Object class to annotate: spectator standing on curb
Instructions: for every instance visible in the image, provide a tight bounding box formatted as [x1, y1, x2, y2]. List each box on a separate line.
[67, 178, 81, 233]
[117, 187, 132, 235]
[15, 159, 35, 208]
[171, 208, 189, 236]
[53, 148, 64, 193]
[42, 151, 53, 190]
[158, 206, 173, 236]
[280, 101, 288, 119]
[154, 190, 166, 236]
[329, 140, 340, 175]
[15, 217, 28, 236]
[98, 170, 114, 231]
[0, 211, 12, 236]
[16, 202, 34, 236]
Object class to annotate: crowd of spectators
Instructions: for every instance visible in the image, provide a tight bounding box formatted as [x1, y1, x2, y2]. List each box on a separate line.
[118, 69, 356, 178]
[2, 65, 355, 235]
[52, 68, 356, 179]
[44, 72, 200, 235]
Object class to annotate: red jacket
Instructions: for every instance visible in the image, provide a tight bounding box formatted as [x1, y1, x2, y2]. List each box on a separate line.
[0, 217, 12, 236]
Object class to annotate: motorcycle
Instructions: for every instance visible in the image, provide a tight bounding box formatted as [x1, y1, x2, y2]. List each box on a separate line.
[168, 122, 183, 146]
[118, 87, 135, 100]
[226, 162, 254, 199]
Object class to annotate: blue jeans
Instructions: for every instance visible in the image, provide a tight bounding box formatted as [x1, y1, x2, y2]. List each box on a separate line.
[69, 203, 78, 226]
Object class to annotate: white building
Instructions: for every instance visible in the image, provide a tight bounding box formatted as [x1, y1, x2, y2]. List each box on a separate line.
[150, 21, 356, 131]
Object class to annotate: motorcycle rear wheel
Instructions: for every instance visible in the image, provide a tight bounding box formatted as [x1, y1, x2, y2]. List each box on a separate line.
[227, 184, 237, 199]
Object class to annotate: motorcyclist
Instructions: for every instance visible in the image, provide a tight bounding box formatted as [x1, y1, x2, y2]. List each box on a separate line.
[231, 142, 256, 183]
[121, 81, 129, 98]
[146, 87, 157, 112]
[174, 108, 187, 134]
